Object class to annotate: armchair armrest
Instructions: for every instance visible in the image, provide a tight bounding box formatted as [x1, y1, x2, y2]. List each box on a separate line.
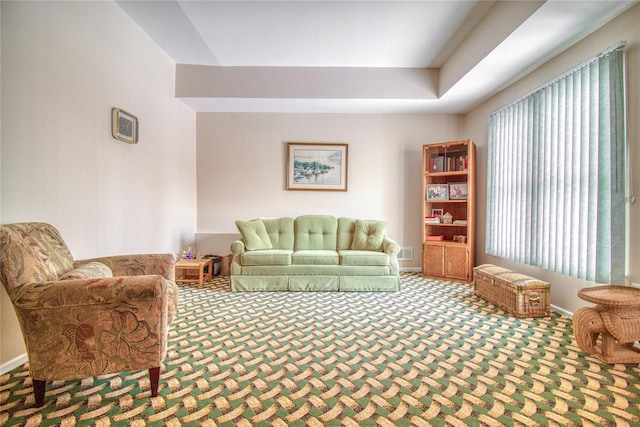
[12, 275, 170, 310]
[11, 275, 175, 381]
[75, 253, 175, 281]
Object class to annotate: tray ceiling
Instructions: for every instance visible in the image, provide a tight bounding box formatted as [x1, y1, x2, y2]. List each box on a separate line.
[117, 1, 636, 113]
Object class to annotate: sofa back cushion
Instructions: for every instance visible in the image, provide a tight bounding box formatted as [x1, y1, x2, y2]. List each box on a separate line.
[262, 217, 294, 250]
[337, 217, 357, 250]
[294, 215, 337, 250]
[0, 223, 74, 295]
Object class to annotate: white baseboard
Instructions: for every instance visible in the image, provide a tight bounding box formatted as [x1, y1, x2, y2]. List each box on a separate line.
[551, 304, 573, 319]
[0, 354, 27, 375]
[400, 267, 422, 272]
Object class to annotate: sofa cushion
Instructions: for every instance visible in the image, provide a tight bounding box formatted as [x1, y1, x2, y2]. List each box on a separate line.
[239, 265, 392, 276]
[241, 250, 292, 266]
[294, 215, 338, 250]
[236, 219, 272, 250]
[351, 220, 387, 252]
[339, 250, 389, 266]
[262, 217, 294, 250]
[337, 217, 357, 250]
[59, 262, 113, 280]
[292, 250, 339, 265]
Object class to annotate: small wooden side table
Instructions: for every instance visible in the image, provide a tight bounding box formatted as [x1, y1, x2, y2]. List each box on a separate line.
[574, 286, 640, 364]
[175, 258, 213, 289]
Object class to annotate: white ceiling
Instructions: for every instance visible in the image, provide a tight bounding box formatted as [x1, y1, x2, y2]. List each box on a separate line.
[117, 0, 637, 113]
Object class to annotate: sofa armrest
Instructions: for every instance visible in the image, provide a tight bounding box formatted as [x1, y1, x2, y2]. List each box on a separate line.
[11, 275, 177, 381]
[230, 240, 246, 275]
[75, 253, 175, 282]
[230, 240, 246, 256]
[383, 237, 401, 256]
[383, 237, 400, 276]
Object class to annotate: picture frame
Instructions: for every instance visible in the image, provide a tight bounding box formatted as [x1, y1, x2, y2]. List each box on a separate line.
[431, 208, 444, 219]
[426, 184, 448, 201]
[112, 108, 138, 144]
[287, 142, 348, 191]
[448, 182, 468, 200]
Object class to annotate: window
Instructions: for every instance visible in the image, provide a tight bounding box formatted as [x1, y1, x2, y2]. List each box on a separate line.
[486, 42, 626, 284]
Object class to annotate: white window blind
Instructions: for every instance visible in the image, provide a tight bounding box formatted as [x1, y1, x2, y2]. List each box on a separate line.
[486, 42, 626, 284]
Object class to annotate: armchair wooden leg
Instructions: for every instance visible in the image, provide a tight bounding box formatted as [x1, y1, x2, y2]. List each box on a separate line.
[33, 379, 46, 407]
[149, 367, 160, 397]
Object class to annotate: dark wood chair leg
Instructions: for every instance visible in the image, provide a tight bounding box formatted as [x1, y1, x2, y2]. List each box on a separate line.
[33, 379, 46, 407]
[149, 367, 160, 397]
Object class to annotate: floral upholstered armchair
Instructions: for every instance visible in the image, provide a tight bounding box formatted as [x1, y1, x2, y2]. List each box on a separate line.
[0, 222, 179, 407]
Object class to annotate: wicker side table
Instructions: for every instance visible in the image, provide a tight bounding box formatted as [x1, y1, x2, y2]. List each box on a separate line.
[175, 258, 213, 289]
[574, 286, 640, 364]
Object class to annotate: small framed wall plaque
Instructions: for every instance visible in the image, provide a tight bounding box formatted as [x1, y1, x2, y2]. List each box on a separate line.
[112, 108, 138, 144]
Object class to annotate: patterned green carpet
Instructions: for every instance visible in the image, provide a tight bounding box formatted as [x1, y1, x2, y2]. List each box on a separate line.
[1, 273, 639, 426]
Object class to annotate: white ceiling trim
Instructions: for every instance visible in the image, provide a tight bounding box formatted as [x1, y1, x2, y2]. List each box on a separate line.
[117, 0, 638, 114]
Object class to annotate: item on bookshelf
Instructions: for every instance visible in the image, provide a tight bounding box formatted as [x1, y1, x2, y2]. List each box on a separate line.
[454, 235, 467, 243]
[449, 182, 468, 200]
[426, 184, 448, 201]
[453, 219, 468, 225]
[428, 153, 469, 173]
[425, 215, 441, 224]
[426, 235, 444, 241]
[443, 212, 453, 224]
[431, 209, 444, 220]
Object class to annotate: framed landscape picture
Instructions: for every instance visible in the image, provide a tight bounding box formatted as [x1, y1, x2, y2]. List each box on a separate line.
[287, 142, 348, 191]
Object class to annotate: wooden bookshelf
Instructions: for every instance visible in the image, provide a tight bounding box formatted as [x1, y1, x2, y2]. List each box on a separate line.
[422, 140, 476, 283]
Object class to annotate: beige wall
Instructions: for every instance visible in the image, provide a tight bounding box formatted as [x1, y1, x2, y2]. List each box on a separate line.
[0, 2, 197, 365]
[463, 3, 640, 313]
[196, 113, 464, 268]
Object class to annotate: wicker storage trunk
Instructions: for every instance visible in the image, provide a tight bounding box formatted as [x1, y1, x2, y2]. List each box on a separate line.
[473, 264, 550, 318]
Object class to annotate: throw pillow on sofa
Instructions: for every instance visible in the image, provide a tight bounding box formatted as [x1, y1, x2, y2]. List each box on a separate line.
[236, 219, 273, 250]
[351, 219, 387, 252]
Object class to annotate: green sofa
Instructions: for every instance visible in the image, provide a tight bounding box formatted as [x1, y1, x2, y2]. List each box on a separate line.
[230, 215, 400, 291]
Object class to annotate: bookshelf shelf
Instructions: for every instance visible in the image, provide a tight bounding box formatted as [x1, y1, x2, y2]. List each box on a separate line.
[424, 223, 468, 227]
[425, 171, 469, 178]
[422, 140, 476, 283]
